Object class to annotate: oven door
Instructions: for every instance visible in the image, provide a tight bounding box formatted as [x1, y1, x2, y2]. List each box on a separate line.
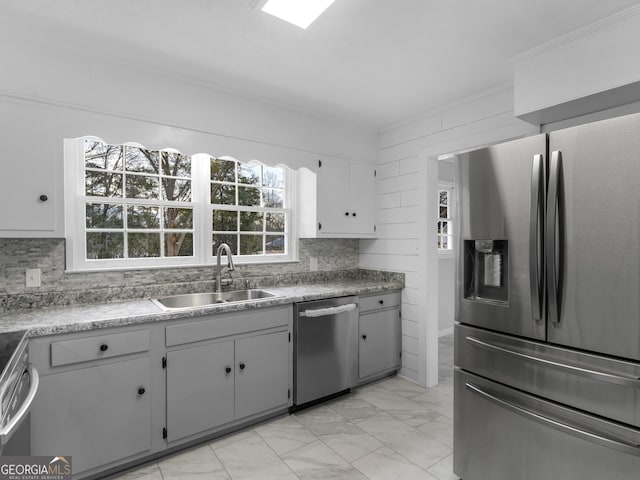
[0, 364, 39, 456]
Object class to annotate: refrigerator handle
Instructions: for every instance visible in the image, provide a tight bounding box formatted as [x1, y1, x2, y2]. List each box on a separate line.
[465, 382, 640, 457]
[546, 151, 562, 324]
[529, 154, 543, 320]
[465, 336, 640, 387]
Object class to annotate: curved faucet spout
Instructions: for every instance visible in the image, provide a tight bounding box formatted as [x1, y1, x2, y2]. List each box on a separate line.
[215, 243, 235, 292]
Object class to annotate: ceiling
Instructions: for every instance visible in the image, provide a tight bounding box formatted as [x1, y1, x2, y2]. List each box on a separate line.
[1, 0, 639, 129]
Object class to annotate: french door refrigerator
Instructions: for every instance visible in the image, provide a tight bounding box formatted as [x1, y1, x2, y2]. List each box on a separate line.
[454, 112, 640, 480]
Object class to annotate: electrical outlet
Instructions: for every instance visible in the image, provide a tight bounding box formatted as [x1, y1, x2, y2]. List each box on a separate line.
[26, 268, 41, 288]
[309, 256, 318, 271]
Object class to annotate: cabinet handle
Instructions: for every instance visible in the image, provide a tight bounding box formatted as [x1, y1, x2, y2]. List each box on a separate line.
[378, 300, 384, 305]
[225, 367, 232, 374]
[239, 363, 246, 370]
[99, 344, 108, 352]
[137, 387, 146, 395]
[362, 334, 367, 340]
[39, 195, 48, 202]
[344, 212, 350, 216]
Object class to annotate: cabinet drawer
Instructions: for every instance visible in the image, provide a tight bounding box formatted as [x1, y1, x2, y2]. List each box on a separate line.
[51, 330, 150, 367]
[454, 370, 640, 480]
[359, 291, 401, 313]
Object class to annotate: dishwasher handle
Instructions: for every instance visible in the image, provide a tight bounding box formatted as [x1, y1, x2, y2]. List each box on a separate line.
[299, 303, 357, 317]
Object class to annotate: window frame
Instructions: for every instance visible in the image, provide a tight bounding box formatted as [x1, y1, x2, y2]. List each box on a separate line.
[64, 138, 297, 272]
[437, 182, 455, 257]
[203, 155, 296, 264]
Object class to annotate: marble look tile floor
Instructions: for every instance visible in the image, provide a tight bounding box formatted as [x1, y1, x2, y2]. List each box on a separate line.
[111, 335, 458, 480]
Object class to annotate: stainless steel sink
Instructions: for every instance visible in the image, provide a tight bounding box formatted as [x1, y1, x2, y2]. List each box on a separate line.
[153, 289, 278, 310]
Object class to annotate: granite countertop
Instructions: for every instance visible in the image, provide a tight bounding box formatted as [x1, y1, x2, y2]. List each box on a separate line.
[0, 280, 403, 337]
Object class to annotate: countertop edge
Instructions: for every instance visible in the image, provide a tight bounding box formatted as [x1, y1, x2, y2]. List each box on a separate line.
[0, 281, 403, 338]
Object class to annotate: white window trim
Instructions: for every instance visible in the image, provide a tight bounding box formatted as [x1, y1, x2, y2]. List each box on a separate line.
[437, 182, 455, 258]
[199, 154, 298, 265]
[64, 138, 297, 272]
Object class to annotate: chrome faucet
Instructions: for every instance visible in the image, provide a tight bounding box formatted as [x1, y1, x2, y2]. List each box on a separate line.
[215, 243, 235, 293]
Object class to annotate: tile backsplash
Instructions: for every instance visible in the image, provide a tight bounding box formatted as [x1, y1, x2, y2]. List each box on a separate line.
[0, 238, 398, 312]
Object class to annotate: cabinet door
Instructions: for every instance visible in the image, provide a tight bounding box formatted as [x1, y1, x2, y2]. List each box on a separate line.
[349, 162, 375, 235]
[0, 100, 57, 235]
[317, 159, 351, 234]
[235, 331, 289, 419]
[359, 308, 401, 379]
[30, 357, 151, 475]
[166, 340, 234, 442]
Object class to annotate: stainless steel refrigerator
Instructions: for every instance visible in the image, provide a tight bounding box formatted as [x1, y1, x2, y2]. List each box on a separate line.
[454, 112, 640, 480]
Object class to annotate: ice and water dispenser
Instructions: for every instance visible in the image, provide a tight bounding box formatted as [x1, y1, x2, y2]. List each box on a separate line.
[464, 240, 508, 306]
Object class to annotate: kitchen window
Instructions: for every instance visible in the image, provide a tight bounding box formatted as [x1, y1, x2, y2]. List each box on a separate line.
[209, 156, 289, 260]
[437, 184, 454, 253]
[64, 138, 294, 271]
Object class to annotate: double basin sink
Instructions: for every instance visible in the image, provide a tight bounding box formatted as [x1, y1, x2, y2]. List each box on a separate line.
[153, 289, 278, 310]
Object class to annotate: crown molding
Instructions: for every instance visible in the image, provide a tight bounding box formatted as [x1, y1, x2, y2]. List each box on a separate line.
[511, 4, 640, 64]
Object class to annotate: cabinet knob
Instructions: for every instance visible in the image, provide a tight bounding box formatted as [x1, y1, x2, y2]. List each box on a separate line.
[239, 363, 246, 370]
[138, 387, 146, 395]
[378, 300, 384, 305]
[344, 212, 350, 216]
[39, 194, 48, 202]
[225, 367, 232, 374]
[362, 334, 367, 340]
[99, 344, 109, 352]
[352, 212, 357, 217]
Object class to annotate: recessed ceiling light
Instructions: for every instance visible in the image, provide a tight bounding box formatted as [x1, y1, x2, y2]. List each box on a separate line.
[261, 0, 336, 29]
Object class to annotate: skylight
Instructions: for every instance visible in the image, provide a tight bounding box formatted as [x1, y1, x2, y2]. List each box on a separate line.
[261, 0, 336, 29]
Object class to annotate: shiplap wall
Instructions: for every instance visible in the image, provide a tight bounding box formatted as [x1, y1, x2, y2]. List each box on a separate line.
[364, 86, 538, 386]
[360, 154, 424, 380]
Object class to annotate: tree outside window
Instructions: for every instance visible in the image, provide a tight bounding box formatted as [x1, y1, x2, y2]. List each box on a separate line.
[71, 138, 291, 270]
[84, 140, 193, 260]
[210, 157, 286, 258]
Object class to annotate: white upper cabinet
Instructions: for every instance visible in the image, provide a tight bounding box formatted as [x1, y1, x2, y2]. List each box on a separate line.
[0, 99, 60, 237]
[298, 158, 376, 238]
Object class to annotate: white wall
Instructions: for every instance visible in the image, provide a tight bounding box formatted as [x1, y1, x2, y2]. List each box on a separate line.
[365, 86, 538, 386]
[0, 29, 378, 237]
[437, 257, 455, 336]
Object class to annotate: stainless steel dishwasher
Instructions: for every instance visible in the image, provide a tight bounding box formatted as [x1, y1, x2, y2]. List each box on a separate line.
[293, 296, 358, 410]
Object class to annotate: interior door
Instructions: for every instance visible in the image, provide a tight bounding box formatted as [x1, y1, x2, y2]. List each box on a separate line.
[547, 112, 640, 361]
[456, 134, 547, 340]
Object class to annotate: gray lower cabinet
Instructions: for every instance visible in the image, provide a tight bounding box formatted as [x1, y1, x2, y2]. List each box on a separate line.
[30, 356, 152, 475]
[166, 339, 235, 443]
[358, 291, 401, 381]
[235, 331, 289, 419]
[165, 330, 290, 443]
